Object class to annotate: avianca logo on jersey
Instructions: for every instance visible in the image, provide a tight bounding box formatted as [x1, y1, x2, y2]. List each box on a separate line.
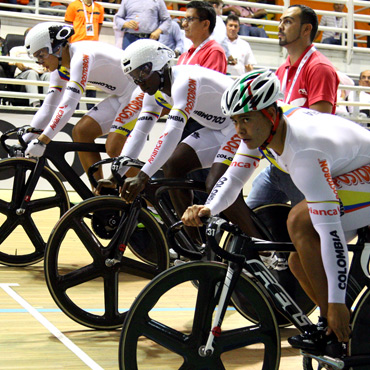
[80, 54, 89, 88]
[330, 230, 347, 291]
[115, 93, 145, 123]
[148, 133, 168, 164]
[319, 159, 339, 200]
[185, 78, 196, 115]
[308, 206, 340, 216]
[333, 165, 370, 189]
[50, 105, 68, 130]
[298, 88, 308, 96]
[230, 161, 252, 168]
[222, 134, 241, 155]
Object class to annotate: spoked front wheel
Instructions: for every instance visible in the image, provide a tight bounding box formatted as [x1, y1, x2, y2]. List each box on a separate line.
[45, 196, 169, 330]
[119, 261, 280, 370]
[0, 158, 69, 266]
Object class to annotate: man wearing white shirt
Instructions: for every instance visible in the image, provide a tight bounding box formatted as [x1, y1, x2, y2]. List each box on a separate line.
[225, 14, 256, 76]
[348, 70, 370, 117]
[9, 29, 50, 107]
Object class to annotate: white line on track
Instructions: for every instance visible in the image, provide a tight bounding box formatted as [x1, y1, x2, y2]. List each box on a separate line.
[0, 283, 104, 370]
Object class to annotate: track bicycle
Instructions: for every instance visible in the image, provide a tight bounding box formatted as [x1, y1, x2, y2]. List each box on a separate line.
[44, 156, 314, 330]
[0, 125, 107, 266]
[118, 218, 370, 370]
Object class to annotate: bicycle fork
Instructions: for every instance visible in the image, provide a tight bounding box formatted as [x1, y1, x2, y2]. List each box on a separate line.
[105, 197, 143, 267]
[199, 260, 243, 357]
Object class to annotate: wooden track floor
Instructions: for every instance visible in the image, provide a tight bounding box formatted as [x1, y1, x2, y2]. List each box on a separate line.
[0, 191, 318, 370]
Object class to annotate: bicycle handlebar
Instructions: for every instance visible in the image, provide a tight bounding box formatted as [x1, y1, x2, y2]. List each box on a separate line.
[1, 126, 43, 154]
[166, 217, 248, 263]
[87, 157, 117, 189]
[205, 217, 247, 264]
[111, 156, 145, 185]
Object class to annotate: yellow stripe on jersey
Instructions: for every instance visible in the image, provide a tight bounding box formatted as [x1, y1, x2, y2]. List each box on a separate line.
[171, 108, 188, 121]
[237, 153, 263, 161]
[114, 118, 138, 137]
[155, 91, 173, 110]
[337, 189, 370, 213]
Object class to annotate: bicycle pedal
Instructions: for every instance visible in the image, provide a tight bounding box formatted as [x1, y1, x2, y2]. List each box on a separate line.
[301, 351, 345, 370]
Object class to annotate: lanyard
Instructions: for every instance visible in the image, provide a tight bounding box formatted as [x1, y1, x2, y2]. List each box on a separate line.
[81, 0, 94, 24]
[179, 37, 211, 65]
[281, 45, 316, 104]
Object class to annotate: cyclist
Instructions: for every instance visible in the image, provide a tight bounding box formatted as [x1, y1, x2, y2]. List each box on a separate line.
[118, 39, 261, 242]
[23, 22, 144, 186]
[182, 69, 370, 352]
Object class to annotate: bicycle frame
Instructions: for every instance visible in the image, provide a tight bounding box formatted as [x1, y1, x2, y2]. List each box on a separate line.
[202, 218, 370, 369]
[9, 141, 106, 214]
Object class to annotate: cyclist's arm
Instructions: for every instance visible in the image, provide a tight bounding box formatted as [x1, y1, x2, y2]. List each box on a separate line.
[206, 142, 262, 215]
[290, 151, 348, 304]
[140, 108, 188, 178]
[40, 52, 94, 142]
[23, 71, 66, 142]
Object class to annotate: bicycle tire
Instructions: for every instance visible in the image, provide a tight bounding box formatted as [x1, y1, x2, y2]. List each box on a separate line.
[44, 196, 170, 330]
[0, 157, 69, 266]
[227, 203, 315, 327]
[119, 261, 281, 370]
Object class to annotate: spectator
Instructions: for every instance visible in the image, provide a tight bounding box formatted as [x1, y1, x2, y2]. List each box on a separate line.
[8, 28, 50, 107]
[65, 0, 105, 109]
[222, 1, 268, 38]
[159, 17, 184, 57]
[178, 1, 226, 73]
[225, 14, 256, 75]
[319, 3, 346, 45]
[348, 70, 370, 117]
[65, 0, 104, 42]
[114, 0, 171, 50]
[205, 0, 231, 58]
[246, 5, 339, 217]
[336, 70, 354, 117]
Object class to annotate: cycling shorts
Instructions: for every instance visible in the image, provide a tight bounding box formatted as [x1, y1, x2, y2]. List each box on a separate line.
[182, 124, 240, 168]
[86, 88, 144, 136]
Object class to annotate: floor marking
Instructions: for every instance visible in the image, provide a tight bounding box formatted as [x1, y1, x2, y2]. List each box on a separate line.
[0, 283, 104, 370]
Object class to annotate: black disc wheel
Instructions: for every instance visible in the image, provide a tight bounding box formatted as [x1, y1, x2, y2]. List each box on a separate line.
[225, 204, 316, 328]
[119, 261, 280, 370]
[0, 158, 69, 266]
[44, 196, 169, 330]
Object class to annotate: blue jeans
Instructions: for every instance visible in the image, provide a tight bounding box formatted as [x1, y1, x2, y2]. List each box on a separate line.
[246, 165, 304, 209]
[122, 33, 143, 50]
[239, 24, 268, 38]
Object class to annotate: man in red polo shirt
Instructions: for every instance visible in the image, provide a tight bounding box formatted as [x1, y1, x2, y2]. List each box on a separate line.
[276, 4, 339, 113]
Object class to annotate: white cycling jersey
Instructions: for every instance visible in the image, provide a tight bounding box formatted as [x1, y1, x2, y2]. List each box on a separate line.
[121, 65, 235, 177]
[206, 106, 370, 304]
[29, 41, 141, 141]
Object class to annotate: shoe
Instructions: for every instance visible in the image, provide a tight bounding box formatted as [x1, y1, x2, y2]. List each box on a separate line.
[288, 318, 344, 357]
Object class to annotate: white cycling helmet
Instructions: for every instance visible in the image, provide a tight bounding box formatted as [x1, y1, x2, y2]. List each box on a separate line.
[121, 39, 175, 75]
[25, 22, 74, 57]
[221, 70, 283, 116]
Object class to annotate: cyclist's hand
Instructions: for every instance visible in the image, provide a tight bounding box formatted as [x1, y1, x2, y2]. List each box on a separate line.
[120, 171, 149, 203]
[25, 139, 46, 158]
[181, 205, 211, 227]
[327, 302, 351, 342]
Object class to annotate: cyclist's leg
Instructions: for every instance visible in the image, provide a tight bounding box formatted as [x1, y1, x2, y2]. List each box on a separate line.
[73, 96, 121, 182]
[286, 200, 322, 308]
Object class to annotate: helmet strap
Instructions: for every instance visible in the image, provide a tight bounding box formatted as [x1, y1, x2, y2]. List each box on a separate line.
[259, 107, 280, 150]
[53, 44, 66, 69]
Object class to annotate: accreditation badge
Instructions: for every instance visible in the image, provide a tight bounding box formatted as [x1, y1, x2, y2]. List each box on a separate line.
[86, 23, 94, 36]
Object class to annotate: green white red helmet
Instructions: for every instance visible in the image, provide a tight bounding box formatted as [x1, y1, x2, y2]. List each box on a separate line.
[221, 70, 283, 116]
[121, 39, 175, 75]
[25, 22, 74, 57]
